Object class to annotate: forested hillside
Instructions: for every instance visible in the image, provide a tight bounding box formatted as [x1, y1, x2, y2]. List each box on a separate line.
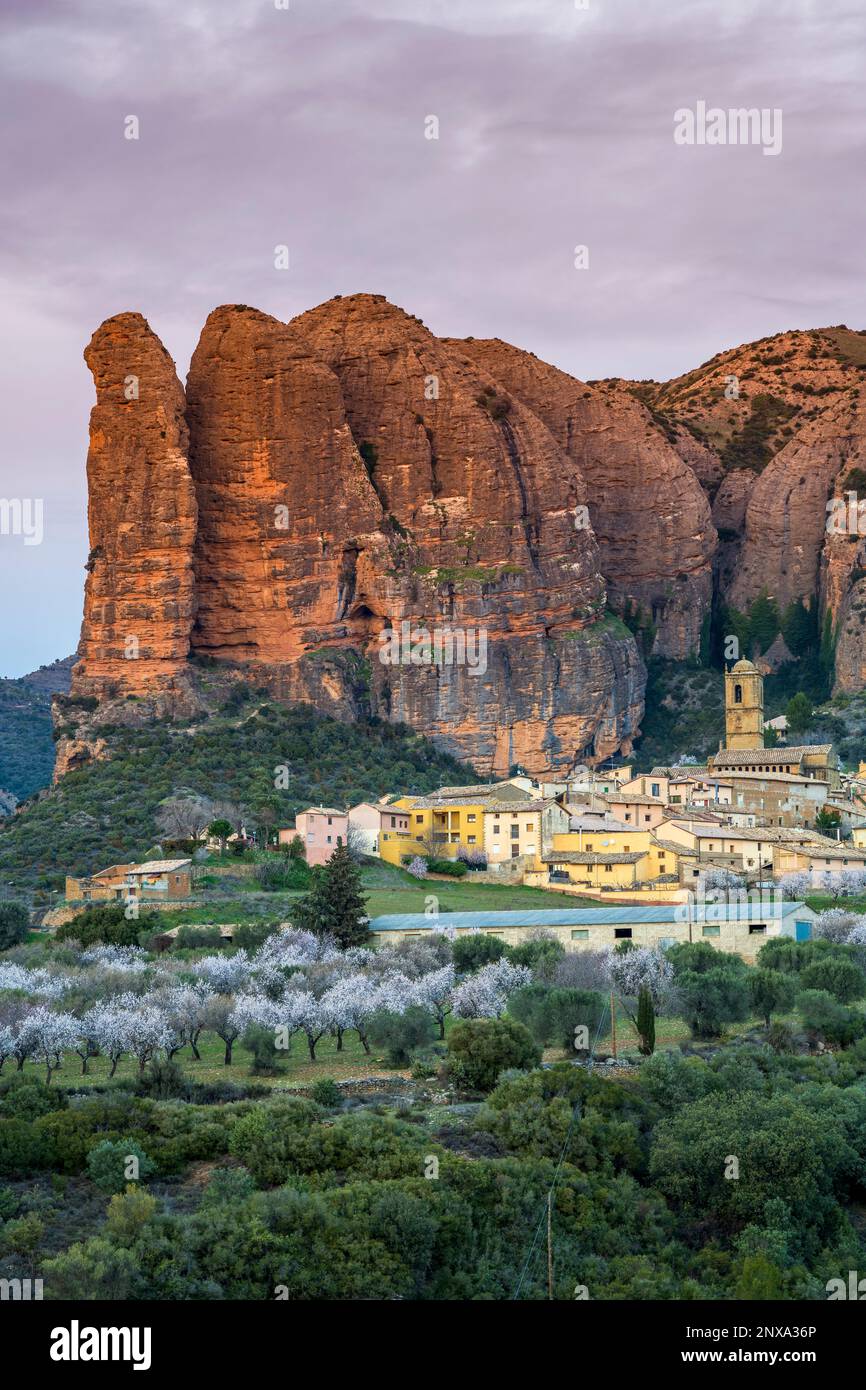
[0, 698, 474, 892]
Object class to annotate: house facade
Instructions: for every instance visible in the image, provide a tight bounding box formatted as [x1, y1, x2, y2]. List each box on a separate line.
[281, 808, 348, 866]
[65, 859, 192, 905]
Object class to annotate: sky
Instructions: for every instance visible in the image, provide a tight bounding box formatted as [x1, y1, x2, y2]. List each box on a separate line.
[1, 0, 864, 676]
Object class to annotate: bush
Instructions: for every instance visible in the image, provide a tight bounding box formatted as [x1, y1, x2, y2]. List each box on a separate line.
[796, 989, 866, 1046]
[200, 1166, 256, 1208]
[310, 1077, 342, 1107]
[242, 1024, 282, 1075]
[255, 857, 310, 892]
[367, 1007, 436, 1067]
[799, 956, 865, 1004]
[509, 984, 608, 1051]
[0, 1073, 68, 1120]
[132, 1058, 190, 1100]
[426, 859, 467, 877]
[86, 1138, 156, 1194]
[56, 904, 162, 948]
[507, 934, 566, 978]
[446, 1017, 542, 1092]
[0, 901, 29, 950]
[452, 933, 507, 972]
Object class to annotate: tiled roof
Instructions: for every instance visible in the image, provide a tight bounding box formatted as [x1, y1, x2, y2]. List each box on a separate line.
[126, 859, 191, 875]
[604, 792, 666, 805]
[711, 745, 832, 768]
[431, 780, 532, 801]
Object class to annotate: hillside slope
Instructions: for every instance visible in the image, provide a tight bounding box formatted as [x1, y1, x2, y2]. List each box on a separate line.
[0, 657, 74, 802]
[0, 697, 473, 894]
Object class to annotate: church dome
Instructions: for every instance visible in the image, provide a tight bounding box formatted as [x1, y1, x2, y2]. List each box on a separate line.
[730, 658, 758, 673]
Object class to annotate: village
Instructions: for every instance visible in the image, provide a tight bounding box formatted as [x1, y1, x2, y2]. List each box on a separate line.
[57, 661, 866, 964]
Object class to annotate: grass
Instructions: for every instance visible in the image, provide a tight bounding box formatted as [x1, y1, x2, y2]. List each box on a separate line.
[20, 1003, 792, 1094]
[20, 1029, 401, 1092]
[361, 860, 598, 918]
[130, 859, 599, 929]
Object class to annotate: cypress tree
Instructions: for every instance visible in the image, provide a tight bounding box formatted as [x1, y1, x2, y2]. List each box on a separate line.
[636, 985, 656, 1057]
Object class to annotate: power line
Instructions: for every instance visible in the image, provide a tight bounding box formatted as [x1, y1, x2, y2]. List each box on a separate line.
[511, 997, 612, 1299]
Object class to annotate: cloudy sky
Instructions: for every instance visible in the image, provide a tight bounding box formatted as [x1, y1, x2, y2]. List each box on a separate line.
[1, 0, 864, 675]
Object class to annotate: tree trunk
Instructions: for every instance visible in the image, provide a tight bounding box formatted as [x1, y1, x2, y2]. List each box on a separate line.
[336, 1028, 343, 1052]
[224, 1039, 233, 1066]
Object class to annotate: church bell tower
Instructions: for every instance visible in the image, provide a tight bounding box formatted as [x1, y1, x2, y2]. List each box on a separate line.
[724, 659, 764, 750]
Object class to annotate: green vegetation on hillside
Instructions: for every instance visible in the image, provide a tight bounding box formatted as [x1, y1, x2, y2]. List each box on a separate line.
[0, 703, 475, 893]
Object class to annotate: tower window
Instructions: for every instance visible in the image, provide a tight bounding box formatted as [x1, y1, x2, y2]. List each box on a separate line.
[734, 684, 743, 704]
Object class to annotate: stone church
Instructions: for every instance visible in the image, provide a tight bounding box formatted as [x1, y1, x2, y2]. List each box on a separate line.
[707, 659, 840, 790]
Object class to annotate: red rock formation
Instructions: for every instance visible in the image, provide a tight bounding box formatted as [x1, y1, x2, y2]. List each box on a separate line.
[65, 302, 866, 780]
[184, 295, 645, 773]
[73, 313, 197, 698]
[449, 339, 717, 660]
[727, 396, 866, 618]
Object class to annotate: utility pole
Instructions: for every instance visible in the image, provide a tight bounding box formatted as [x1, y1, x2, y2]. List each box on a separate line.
[610, 991, 617, 1058]
[547, 1191, 554, 1300]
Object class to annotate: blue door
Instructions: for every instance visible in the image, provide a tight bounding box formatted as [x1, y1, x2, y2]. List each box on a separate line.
[795, 920, 812, 941]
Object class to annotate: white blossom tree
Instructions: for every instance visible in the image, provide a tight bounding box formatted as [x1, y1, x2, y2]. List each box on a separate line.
[451, 960, 532, 1019]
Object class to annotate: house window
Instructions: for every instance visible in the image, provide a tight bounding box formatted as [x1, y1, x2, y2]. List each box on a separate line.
[468, 836, 476, 845]
[326, 835, 332, 844]
[492, 824, 500, 835]
[702, 925, 721, 937]
[614, 927, 632, 939]
[511, 825, 519, 839]
[651, 783, 660, 798]
[571, 929, 589, 940]
[327, 817, 333, 825]
[391, 816, 396, 827]
[415, 815, 423, 824]
[605, 864, 613, 873]
[467, 814, 476, 823]
[511, 845, 519, 858]
[644, 814, 651, 823]
[749, 924, 767, 935]
[623, 845, 630, 852]
[624, 814, 631, 822]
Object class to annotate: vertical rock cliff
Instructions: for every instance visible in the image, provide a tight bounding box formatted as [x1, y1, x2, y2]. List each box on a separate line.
[73, 313, 197, 698]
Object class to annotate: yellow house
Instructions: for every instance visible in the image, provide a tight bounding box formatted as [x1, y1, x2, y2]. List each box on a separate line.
[528, 826, 682, 891]
[379, 796, 488, 865]
[854, 827, 866, 850]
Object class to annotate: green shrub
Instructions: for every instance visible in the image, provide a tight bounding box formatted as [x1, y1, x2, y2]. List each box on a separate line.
[452, 934, 507, 972]
[446, 1017, 541, 1092]
[86, 1138, 156, 1194]
[310, 1077, 342, 1107]
[0, 901, 29, 950]
[426, 859, 467, 877]
[367, 1007, 436, 1067]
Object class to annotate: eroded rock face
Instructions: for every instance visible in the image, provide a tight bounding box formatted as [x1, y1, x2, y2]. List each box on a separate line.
[180, 294, 645, 774]
[185, 305, 385, 665]
[73, 313, 197, 697]
[450, 338, 717, 660]
[727, 396, 866, 619]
